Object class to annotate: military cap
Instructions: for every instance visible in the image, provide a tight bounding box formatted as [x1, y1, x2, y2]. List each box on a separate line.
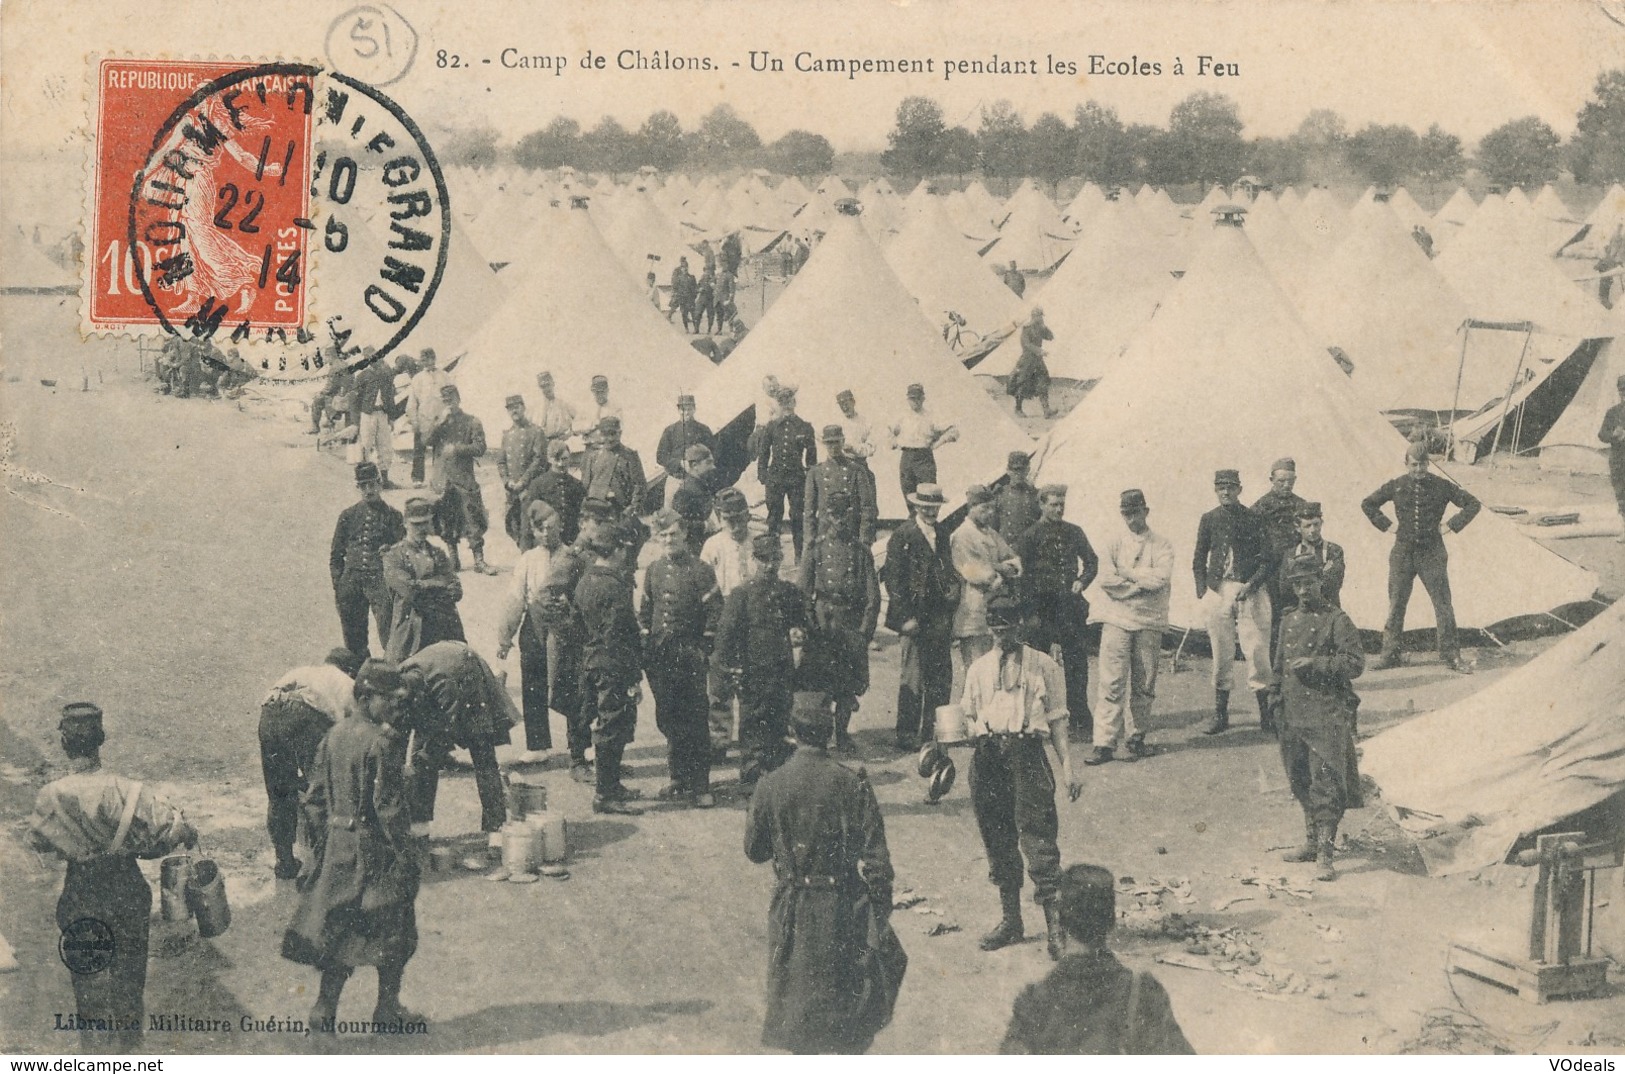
[836, 389, 856, 404]
[1056, 864, 1117, 940]
[325, 648, 363, 677]
[677, 393, 696, 407]
[1214, 469, 1241, 487]
[612, 519, 646, 548]
[591, 375, 609, 388]
[1007, 451, 1030, 470]
[1270, 457, 1296, 474]
[1283, 555, 1324, 583]
[906, 382, 925, 398]
[505, 394, 524, 408]
[751, 533, 781, 560]
[1405, 440, 1430, 463]
[820, 423, 845, 442]
[353, 658, 405, 697]
[716, 488, 749, 516]
[598, 415, 622, 433]
[774, 385, 798, 403]
[1120, 488, 1148, 512]
[684, 443, 713, 463]
[650, 507, 684, 533]
[580, 497, 619, 521]
[1294, 500, 1324, 520]
[986, 594, 1023, 627]
[404, 497, 435, 521]
[439, 383, 460, 399]
[790, 691, 835, 745]
[59, 702, 104, 733]
[1039, 483, 1068, 501]
[965, 484, 994, 506]
[526, 499, 561, 529]
[536, 370, 554, 384]
[354, 461, 382, 484]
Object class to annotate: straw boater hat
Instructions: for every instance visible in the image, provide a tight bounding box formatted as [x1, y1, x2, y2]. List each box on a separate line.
[907, 483, 946, 507]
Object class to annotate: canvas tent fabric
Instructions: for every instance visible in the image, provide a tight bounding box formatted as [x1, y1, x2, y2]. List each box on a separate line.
[454, 200, 715, 461]
[1360, 600, 1625, 876]
[1287, 187, 1349, 250]
[597, 188, 698, 285]
[883, 196, 1021, 346]
[1536, 338, 1623, 473]
[694, 213, 1030, 521]
[1027, 217, 1598, 633]
[1559, 184, 1625, 261]
[985, 183, 1074, 272]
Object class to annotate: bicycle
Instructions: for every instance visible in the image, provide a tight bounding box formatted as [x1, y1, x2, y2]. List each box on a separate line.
[941, 310, 982, 356]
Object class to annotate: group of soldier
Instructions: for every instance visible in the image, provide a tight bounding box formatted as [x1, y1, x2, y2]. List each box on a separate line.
[152, 334, 254, 399]
[667, 240, 741, 335]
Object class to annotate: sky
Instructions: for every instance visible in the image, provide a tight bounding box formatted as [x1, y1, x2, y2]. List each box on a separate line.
[2, 0, 1622, 161]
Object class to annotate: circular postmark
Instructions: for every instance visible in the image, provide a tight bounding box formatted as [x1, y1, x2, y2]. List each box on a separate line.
[59, 917, 116, 975]
[127, 63, 450, 383]
[326, 5, 419, 87]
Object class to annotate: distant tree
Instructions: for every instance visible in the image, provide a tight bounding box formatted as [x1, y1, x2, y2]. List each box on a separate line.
[1072, 101, 1132, 188]
[1026, 112, 1076, 194]
[881, 96, 947, 180]
[582, 116, 636, 176]
[976, 100, 1027, 182]
[636, 110, 687, 172]
[693, 104, 761, 168]
[1415, 124, 1467, 188]
[766, 130, 835, 178]
[1295, 109, 1347, 149]
[514, 116, 581, 170]
[1248, 136, 1306, 187]
[1290, 109, 1349, 184]
[1569, 68, 1625, 185]
[938, 126, 979, 179]
[435, 126, 502, 168]
[1164, 92, 1247, 186]
[1476, 116, 1562, 189]
[1344, 123, 1422, 187]
[1123, 123, 1172, 187]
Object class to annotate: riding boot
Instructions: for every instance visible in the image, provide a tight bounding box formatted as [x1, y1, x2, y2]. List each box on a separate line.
[1282, 813, 1318, 862]
[1256, 689, 1277, 735]
[1042, 899, 1065, 961]
[1203, 689, 1230, 735]
[979, 886, 1025, 951]
[472, 547, 498, 575]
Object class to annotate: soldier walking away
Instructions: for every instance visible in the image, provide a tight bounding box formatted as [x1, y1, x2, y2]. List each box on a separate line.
[576, 519, 648, 815]
[718, 534, 809, 789]
[1002, 259, 1026, 297]
[425, 384, 498, 575]
[804, 424, 877, 545]
[961, 597, 1081, 961]
[1001, 864, 1194, 1054]
[759, 386, 818, 562]
[1600, 375, 1625, 541]
[888, 383, 959, 502]
[384, 497, 466, 661]
[797, 497, 880, 753]
[1017, 483, 1099, 743]
[1193, 469, 1275, 735]
[882, 483, 958, 749]
[1089, 490, 1174, 766]
[744, 701, 905, 1055]
[695, 264, 717, 335]
[498, 394, 549, 552]
[1251, 457, 1307, 656]
[282, 660, 425, 1034]
[259, 648, 362, 879]
[1273, 556, 1365, 882]
[28, 704, 199, 1053]
[1361, 439, 1481, 672]
[330, 461, 405, 659]
[641, 509, 724, 808]
[496, 501, 566, 764]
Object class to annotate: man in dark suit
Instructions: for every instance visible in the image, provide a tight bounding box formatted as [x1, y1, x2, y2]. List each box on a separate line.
[797, 498, 880, 752]
[881, 483, 958, 749]
[803, 424, 877, 545]
[759, 387, 818, 563]
[656, 394, 716, 487]
[717, 534, 809, 788]
[330, 461, 405, 658]
[1193, 469, 1275, 735]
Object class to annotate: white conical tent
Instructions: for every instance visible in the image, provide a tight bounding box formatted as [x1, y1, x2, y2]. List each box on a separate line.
[942, 190, 1000, 244]
[1431, 186, 1479, 248]
[1244, 192, 1320, 309]
[1532, 184, 1573, 224]
[1536, 338, 1623, 473]
[1276, 185, 1302, 213]
[596, 187, 697, 287]
[1193, 184, 1230, 220]
[1293, 201, 1471, 410]
[1289, 187, 1349, 250]
[455, 202, 715, 460]
[985, 182, 1074, 272]
[1388, 187, 1432, 232]
[1028, 217, 1598, 633]
[883, 197, 1021, 344]
[1062, 182, 1105, 228]
[978, 200, 1180, 381]
[1361, 602, 1625, 876]
[694, 212, 1030, 520]
[1562, 184, 1625, 260]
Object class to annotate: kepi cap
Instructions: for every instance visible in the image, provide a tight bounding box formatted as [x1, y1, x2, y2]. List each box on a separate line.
[439, 383, 460, 400]
[716, 488, 749, 516]
[353, 658, 404, 697]
[676, 393, 695, 407]
[59, 702, 104, 733]
[1283, 555, 1324, 583]
[1007, 452, 1030, 470]
[404, 497, 435, 521]
[1294, 500, 1324, 520]
[1039, 483, 1068, 500]
[590, 375, 609, 388]
[1270, 457, 1296, 474]
[505, 394, 524, 408]
[651, 507, 683, 533]
[965, 484, 994, 506]
[905, 383, 925, 398]
[820, 424, 844, 442]
[684, 443, 712, 463]
[354, 461, 381, 484]
[1119, 488, 1148, 512]
[1214, 469, 1241, 487]
[751, 533, 781, 560]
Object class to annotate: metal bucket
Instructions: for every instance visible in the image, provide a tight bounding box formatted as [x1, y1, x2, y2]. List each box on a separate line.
[538, 814, 568, 864]
[159, 855, 193, 922]
[184, 858, 231, 938]
[935, 704, 967, 744]
[511, 782, 548, 820]
[501, 823, 538, 875]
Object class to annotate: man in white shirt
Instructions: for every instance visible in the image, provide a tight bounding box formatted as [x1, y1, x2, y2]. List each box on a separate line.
[496, 501, 564, 763]
[258, 648, 362, 878]
[574, 374, 623, 437]
[1087, 489, 1175, 766]
[888, 382, 958, 500]
[702, 488, 757, 757]
[533, 370, 578, 443]
[405, 348, 451, 488]
[961, 596, 1081, 962]
[835, 388, 879, 518]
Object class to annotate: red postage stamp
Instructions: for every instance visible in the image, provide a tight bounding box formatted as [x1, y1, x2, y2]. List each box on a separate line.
[88, 59, 314, 335]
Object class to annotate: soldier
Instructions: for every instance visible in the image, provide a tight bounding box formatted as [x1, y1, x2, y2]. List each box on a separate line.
[702, 488, 757, 756]
[656, 394, 716, 488]
[1001, 865, 1194, 1054]
[527, 439, 586, 546]
[282, 660, 423, 1032]
[576, 518, 647, 815]
[961, 596, 1081, 960]
[1273, 556, 1365, 882]
[498, 394, 549, 552]
[405, 348, 450, 488]
[1016, 484, 1099, 742]
[581, 415, 648, 521]
[641, 509, 724, 807]
[671, 257, 698, 333]
[353, 351, 400, 488]
[834, 388, 879, 506]
[1089, 490, 1174, 766]
[888, 382, 959, 501]
[672, 443, 723, 554]
[496, 501, 565, 764]
[1193, 469, 1275, 735]
[804, 424, 878, 545]
[744, 701, 903, 1055]
[330, 461, 406, 659]
[549, 498, 618, 784]
[532, 370, 578, 443]
[882, 483, 957, 749]
[1251, 458, 1308, 654]
[797, 497, 880, 753]
[27, 704, 198, 1053]
[717, 534, 809, 788]
[1286, 501, 1346, 609]
[952, 485, 1023, 673]
[993, 452, 1042, 546]
[384, 497, 465, 661]
[1598, 374, 1625, 540]
[258, 648, 361, 879]
[576, 374, 624, 437]
[425, 383, 498, 575]
[758, 386, 818, 562]
[1361, 440, 1482, 672]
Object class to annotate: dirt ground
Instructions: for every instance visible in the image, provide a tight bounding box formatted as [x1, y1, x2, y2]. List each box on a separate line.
[2, 290, 1624, 1056]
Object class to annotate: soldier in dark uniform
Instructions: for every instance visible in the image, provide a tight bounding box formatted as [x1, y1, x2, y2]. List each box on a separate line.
[27, 704, 198, 1053]
[1001, 864, 1194, 1055]
[548, 498, 618, 784]
[258, 648, 361, 879]
[672, 444, 724, 554]
[581, 415, 648, 523]
[1286, 501, 1346, 610]
[1251, 458, 1307, 656]
[526, 440, 586, 546]
[718, 534, 809, 787]
[383, 498, 465, 661]
[695, 265, 716, 336]
[330, 461, 405, 658]
[881, 483, 958, 749]
[641, 509, 724, 807]
[993, 452, 1042, 546]
[498, 394, 549, 552]
[576, 518, 647, 815]
[797, 498, 880, 753]
[1273, 556, 1365, 882]
[745, 701, 903, 1055]
[803, 424, 877, 545]
[759, 386, 818, 562]
[1598, 374, 1625, 537]
[1016, 484, 1099, 742]
[282, 660, 424, 1032]
[1193, 469, 1275, 734]
[657, 394, 716, 487]
[1361, 440, 1481, 672]
[671, 257, 698, 332]
[425, 384, 498, 575]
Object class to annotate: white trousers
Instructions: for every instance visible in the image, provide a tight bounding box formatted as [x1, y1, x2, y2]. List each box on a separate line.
[1203, 581, 1272, 693]
[359, 410, 393, 471]
[1094, 624, 1160, 749]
